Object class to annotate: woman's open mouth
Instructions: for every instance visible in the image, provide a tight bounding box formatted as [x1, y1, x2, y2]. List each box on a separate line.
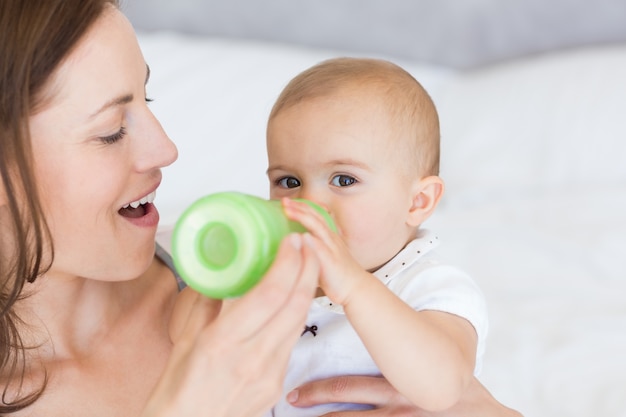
[119, 191, 156, 219]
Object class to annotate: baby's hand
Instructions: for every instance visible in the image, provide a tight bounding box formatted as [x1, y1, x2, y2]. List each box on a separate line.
[281, 198, 372, 305]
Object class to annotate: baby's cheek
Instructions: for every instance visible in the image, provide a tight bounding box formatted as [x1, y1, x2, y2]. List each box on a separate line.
[343, 229, 383, 270]
[353, 220, 407, 271]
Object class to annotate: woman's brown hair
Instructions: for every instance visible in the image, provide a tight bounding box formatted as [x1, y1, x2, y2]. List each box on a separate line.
[0, 0, 119, 411]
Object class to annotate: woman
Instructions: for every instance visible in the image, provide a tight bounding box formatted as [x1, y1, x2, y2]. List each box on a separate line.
[0, 0, 521, 416]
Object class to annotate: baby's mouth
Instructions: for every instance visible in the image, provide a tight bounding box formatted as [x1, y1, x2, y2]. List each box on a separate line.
[119, 191, 156, 218]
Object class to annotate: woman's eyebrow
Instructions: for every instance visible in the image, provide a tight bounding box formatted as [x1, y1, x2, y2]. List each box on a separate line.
[89, 94, 133, 119]
[88, 65, 151, 119]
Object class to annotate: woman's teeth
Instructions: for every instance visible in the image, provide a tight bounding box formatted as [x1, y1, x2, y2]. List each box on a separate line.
[123, 191, 156, 209]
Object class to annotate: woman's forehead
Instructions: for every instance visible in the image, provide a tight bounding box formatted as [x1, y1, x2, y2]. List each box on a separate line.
[33, 8, 142, 116]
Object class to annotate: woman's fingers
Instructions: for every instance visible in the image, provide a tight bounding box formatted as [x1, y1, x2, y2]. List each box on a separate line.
[290, 376, 524, 417]
[248, 232, 320, 362]
[196, 233, 320, 414]
[202, 231, 319, 382]
[289, 376, 400, 408]
[289, 376, 422, 417]
[218, 233, 318, 341]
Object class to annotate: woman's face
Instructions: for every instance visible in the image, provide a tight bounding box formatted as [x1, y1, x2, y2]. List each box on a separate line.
[28, 7, 178, 282]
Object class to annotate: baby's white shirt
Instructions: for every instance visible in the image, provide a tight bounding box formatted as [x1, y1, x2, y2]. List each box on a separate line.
[267, 229, 488, 417]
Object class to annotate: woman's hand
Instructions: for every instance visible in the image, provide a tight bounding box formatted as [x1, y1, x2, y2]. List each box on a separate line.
[288, 375, 523, 417]
[142, 233, 320, 417]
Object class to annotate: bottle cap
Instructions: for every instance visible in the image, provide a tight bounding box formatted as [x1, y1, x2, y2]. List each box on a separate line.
[172, 192, 286, 298]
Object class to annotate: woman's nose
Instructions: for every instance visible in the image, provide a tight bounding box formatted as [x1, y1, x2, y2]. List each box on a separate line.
[134, 109, 178, 171]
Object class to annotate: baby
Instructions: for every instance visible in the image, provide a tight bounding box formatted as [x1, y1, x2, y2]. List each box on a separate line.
[264, 57, 488, 415]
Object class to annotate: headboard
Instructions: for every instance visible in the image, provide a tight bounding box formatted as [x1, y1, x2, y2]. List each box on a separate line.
[122, 0, 626, 68]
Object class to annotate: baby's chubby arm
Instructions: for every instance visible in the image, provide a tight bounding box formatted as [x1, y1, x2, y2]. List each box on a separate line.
[281, 198, 478, 412]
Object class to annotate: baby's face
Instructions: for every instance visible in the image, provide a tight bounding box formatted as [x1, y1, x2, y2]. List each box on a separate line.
[267, 93, 417, 271]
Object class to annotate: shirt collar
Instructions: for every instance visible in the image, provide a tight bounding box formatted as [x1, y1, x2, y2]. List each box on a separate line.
[373, 229, 440, 285]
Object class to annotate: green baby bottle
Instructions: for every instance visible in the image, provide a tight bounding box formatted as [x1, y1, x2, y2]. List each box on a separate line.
[171, 191, 336, 298]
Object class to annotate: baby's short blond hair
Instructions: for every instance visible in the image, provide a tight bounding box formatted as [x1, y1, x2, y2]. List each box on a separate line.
[268, 57, 440, 178]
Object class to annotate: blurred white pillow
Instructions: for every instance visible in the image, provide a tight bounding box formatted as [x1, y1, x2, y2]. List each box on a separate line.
[436, 43, 626, 201]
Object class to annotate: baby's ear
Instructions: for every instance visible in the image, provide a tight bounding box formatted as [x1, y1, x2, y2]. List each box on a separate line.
[407, 176, 444, 227]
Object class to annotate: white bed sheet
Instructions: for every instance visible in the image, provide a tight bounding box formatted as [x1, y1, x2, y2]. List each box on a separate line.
[139, 31, 626, 417]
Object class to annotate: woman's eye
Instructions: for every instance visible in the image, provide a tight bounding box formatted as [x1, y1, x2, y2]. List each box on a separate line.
[99, 126, 127, 145]
[277, 177, 301, 188]
[331, 175, 357, 187]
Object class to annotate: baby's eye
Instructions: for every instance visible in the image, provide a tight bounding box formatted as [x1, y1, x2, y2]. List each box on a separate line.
[277, 176, 301, 189]
[99, 126, 127, 145]
[331, 175, 357, 187]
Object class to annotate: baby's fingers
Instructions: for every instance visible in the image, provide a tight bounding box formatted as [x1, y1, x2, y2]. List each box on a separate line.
[282, 198, 336, 243]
